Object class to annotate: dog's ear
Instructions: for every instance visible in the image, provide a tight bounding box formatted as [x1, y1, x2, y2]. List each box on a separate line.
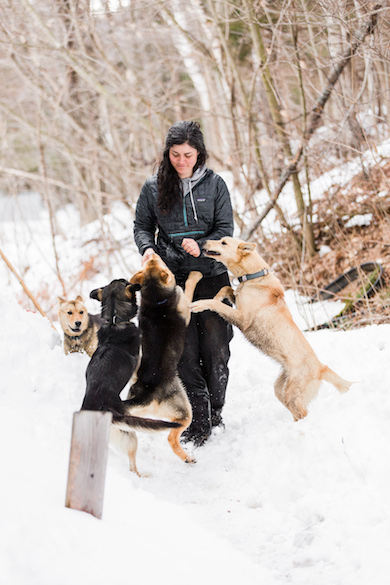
[130, 270, 144, 286]
[75, 294, 84, 302]
[90, 288, 103, 301]
[125, 283, 141, 299]
[160, 268, 173, 285]
[238, 242, 256, 255]
[58, 296, 66, 305]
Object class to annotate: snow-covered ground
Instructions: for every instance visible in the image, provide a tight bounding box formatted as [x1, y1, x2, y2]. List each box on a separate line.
[1, 187, 390, 584]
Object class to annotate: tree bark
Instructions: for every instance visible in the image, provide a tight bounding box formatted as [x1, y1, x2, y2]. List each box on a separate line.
[242, 0, 315, 255]
[243, 3, 381, 240]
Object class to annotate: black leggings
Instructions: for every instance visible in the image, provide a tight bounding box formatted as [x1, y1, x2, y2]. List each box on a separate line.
[178, 272, 233, 436]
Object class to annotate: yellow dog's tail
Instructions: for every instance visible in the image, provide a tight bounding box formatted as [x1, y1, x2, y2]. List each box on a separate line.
[321, 366, 353, 393]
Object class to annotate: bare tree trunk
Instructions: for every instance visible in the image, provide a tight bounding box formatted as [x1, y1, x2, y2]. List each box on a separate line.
[243, 3, 381, 239]
[242, 0, 315, 255]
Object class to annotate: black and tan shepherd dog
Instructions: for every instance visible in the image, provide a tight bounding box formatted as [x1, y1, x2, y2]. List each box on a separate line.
[126, 254, 202, 466]
[80, 278, 180, 476]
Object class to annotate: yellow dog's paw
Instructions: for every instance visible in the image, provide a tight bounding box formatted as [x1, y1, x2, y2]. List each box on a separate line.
[190, 300, 211, 313]
[187, 270, 203, 284]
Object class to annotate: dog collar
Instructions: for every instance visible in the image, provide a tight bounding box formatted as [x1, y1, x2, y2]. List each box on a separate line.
[108, 315, 131, 325]
[156, 298, 168, 305]
[68, 331, 86, 340]
[232, 268, 269, 286]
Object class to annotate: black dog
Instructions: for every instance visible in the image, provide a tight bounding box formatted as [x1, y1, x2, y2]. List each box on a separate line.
[80, 278, 180, 476]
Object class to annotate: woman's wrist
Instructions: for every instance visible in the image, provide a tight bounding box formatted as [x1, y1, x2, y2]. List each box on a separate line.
[141, 247, 155, 265]
[181, 238, 201, 258]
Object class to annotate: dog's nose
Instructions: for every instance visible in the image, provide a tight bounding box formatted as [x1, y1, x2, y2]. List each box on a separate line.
[75, 321, 82, 327]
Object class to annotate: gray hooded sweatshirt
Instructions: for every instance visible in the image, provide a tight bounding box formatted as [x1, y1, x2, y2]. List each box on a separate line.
[180, 164, 207, 224]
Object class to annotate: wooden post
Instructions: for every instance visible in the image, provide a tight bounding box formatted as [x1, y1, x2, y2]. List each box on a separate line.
[65, 410, 112, 520]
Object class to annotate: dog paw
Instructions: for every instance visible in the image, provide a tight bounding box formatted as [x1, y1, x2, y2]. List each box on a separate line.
[188, 271, 203, 283]
[190, 301, 209, 313]
[185, 456, 197, 464]
[134, 470, 151, 479]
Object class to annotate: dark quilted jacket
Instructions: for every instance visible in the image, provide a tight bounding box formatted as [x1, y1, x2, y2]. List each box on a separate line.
[133, 169, 234, 278]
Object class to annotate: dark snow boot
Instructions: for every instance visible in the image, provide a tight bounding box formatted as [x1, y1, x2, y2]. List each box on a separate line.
[181, 428, 211, 447]
[211, 408, 225, 429]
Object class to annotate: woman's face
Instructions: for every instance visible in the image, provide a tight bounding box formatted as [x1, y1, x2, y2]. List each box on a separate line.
[169, 143, 199, 179]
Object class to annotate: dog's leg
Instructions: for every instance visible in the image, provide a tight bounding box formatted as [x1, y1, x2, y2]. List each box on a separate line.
[213, 285, 235, 304]
[166, 393, 196, 464]
[275, 373, 315, 420]
[274, 369, 288, 405]
[281, 377, 310, 421]
[287, 400, 308, 421]
[168, 421, 196, 465]
[191, 298, 243, 329]
[125, 430, 140, 476]
[128, 435, 150, 477]
[183, 271, 203, 302]
[110, 426, 146, 477]
[124, 395, 196, 465]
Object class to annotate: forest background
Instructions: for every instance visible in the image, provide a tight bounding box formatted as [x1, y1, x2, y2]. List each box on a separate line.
[1, 0, 390, 327]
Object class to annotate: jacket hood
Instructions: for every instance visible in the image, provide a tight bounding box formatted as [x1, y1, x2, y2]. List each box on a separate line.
[180, 164, 207, 195]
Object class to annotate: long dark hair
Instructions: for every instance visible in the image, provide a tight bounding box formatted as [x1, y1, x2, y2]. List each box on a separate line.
[157, 121, 208, 213]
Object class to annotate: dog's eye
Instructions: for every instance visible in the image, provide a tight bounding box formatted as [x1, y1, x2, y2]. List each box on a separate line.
[221, 241, 227, 245]
[67, 311, 73, 315]
[79, 311, 84, 315]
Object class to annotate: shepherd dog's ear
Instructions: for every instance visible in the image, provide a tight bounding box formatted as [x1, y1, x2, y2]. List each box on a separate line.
[125, 283, 141, 299]
[130, 270, 144, 286]
[160, 268, 173, 285]
[90, 288, 103, 301]
[238, 241, 256, 256]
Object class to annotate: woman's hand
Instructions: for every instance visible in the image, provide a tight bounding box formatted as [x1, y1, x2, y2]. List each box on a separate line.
[181, 238, 201, 257]
[141, 247, 156, 265]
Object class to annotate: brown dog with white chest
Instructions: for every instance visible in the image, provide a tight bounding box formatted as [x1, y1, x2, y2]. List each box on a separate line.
[191, 237, 352, 420]
[58, 295, 103, 357]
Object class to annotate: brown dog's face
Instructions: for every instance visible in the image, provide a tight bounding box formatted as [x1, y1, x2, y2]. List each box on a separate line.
[202, 237, 257, 272]
[58, 295, 89, 336]
[130, 253, 176, 290]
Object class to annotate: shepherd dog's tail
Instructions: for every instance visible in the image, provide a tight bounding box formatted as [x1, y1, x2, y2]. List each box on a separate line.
[112, 413, 180, 432]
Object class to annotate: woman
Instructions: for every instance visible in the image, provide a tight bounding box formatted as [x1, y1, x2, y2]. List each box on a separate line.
[133, 120, 234, 446]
